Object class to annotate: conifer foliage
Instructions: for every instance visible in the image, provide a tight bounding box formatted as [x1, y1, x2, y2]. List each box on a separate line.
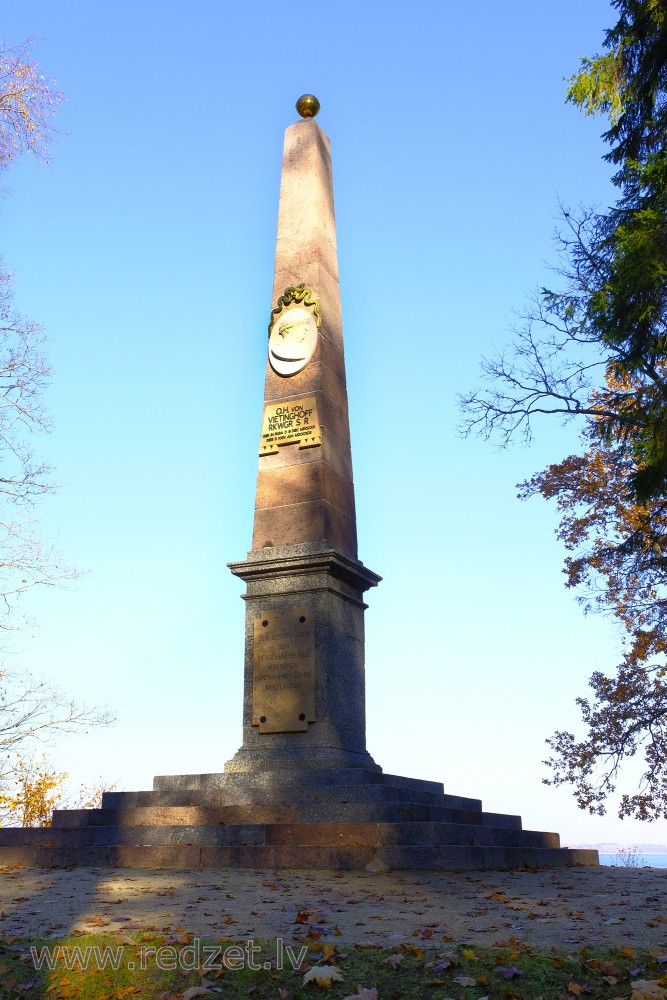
[460, 0, 667, 819]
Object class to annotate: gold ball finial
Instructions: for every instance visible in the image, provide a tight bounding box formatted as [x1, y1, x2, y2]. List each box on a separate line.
[296, 94, 320, 119]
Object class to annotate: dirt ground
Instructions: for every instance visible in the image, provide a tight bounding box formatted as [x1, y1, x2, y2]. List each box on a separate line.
[0, 865, 666, 951]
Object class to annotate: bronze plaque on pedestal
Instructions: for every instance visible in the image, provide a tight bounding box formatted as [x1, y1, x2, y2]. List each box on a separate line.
[252, 608, 316, 733]
[259, 396, 321, 456]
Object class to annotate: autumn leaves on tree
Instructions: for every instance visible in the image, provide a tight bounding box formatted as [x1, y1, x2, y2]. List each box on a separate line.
[520, 410, 667, 820]
[461, 0, 667, 820]
[0, 39, 62, 170]
[0, 40, 65, 615]
[0, 39, 111, 825]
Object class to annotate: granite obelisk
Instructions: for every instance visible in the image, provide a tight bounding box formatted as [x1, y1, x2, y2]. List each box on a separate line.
[226, 96, 381, 774]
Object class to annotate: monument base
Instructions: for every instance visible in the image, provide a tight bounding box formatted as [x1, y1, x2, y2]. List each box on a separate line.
[227, 543, 383, 775]
[0, 765, 599, 870]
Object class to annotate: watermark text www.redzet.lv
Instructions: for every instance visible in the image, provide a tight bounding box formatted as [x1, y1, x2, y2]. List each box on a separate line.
[30, 938, 308, 973]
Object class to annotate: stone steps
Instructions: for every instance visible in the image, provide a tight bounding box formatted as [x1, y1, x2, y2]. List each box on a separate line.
[0, 841, 599, 871]
[0, 820, 560, 850]
[101, 784, 485, 812]
[50, 802, 521, 830]
[0, 768, 600, 871]
[154, 769, 448, 795]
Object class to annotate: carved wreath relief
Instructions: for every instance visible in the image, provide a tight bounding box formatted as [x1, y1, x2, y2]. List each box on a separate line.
[268, 285, 320, 377]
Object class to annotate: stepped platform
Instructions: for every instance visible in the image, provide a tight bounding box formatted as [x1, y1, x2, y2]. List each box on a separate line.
[0, 768, 599, 870]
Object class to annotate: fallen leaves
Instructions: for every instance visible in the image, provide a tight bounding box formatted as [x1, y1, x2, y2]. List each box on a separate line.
[493, 964, 523, 980]
[452, 975, 477, 986]
[4, 867, 667, 1000]
[180, 988, 211, 1000]
[97, 987, 140, 1000]
[4, 921, 667, 1000]
[587, 957, 619, 976]
[382, 953, 403, 968]
[631, 982, 667, 1000]
[302, 965, 344, 987]
[411, 926, 433, 939]
[430, 957, 455, 972]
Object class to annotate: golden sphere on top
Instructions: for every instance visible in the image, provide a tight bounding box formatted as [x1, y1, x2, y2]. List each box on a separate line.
[296, 94, 320, 119]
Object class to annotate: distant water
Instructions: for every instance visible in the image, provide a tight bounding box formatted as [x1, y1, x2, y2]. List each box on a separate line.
[598, 853, 667, 868]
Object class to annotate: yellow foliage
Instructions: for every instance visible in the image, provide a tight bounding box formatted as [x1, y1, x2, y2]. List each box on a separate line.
[0, 40, 63, 170]
[0, 755, 67, 827]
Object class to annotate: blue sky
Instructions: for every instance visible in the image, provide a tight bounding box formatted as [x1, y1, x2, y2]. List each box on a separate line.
[2, 0, 661, 847]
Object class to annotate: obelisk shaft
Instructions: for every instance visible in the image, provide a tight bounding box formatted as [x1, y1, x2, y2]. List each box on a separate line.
[252, 118, 357, 558]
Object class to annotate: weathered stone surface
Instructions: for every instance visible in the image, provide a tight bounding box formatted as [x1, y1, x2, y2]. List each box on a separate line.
[0, 827, 91, 847]
[265, 823, 378, 847]
[107, 845, 201, 869]
[373, 845, 598, 871]
[250, 506, 356, 559]
[272, 120, 338, 297]
[199, 844, 376, 870]
[90, 824, 266, 847]
[227, 548, 380, 773]
[258, 426, 354, 485]
[52, 804, 301, 828]
[251, 499, 357, 554]
[0, 846, 37, 866]
[0, 830, 597, 871]
[255, 464, 354, 519]
[35, 846, 110, 868]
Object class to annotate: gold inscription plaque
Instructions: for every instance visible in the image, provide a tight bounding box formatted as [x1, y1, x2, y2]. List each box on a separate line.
[252, 608, 316, 733]
[259, 396, 321, 456]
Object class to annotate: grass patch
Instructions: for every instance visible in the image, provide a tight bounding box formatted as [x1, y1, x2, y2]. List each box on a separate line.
[0, 930, 665, 998]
